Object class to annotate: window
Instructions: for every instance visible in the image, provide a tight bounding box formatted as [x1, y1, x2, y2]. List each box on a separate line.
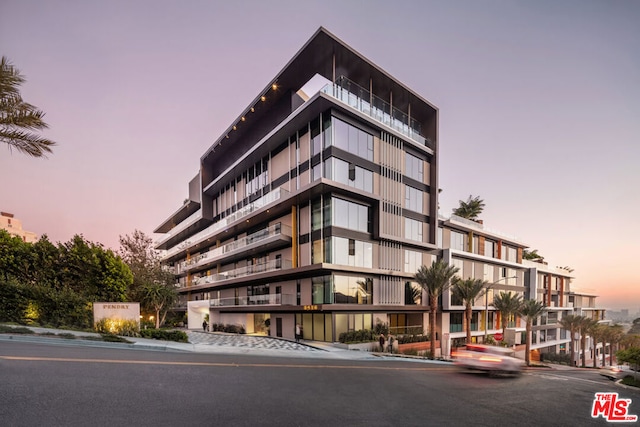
[331, 118, 373, 161]
[405, 152, 424, 182]
[325, 157, 373, 193]
[333, 275, 372, 304]
[485, 240, 496, 258]
[404, 185, 423, 213]
[451, 231, 465, 251]
[404, 250, 422, 274]
[328, 237, 373, 268]
[329, 197, 370, 233]
[405, 218, 423, 242]
[450, 313, 463, 332]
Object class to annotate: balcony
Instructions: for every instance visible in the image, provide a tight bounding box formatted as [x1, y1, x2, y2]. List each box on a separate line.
[156, 210, 202, 247]
[320, 76, 430, 148]
[185, 223, 291, 272]
[162, 187, 290, 261]
[210, 293, 295, 307]
[193, 258, 292, 286]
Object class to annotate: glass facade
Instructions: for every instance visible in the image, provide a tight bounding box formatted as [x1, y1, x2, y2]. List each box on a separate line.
[404, 185, 423, 213]
[312, 275, 372, 305]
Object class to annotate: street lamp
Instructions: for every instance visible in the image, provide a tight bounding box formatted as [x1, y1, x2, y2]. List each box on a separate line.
[484, 275, 517, 341]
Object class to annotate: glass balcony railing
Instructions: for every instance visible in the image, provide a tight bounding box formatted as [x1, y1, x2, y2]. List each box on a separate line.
[192, 259, 292, 286]
[156, 210, 202, 246]
[210, 293, 295, 307]
[321, 76, 430, 148]
[185, 223, 291, 272]
[162, 187, 290, 260]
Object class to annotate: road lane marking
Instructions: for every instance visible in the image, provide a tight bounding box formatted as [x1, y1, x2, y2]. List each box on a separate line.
[0, 356, 456, 372]
[526, 371, 609, 385]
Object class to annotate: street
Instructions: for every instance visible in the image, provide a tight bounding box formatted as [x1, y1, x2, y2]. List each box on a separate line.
[1, 341, 638, 426]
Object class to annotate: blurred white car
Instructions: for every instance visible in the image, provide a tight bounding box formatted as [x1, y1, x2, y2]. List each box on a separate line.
[454, 344, 524, 375]
[600, 365, 639, 381]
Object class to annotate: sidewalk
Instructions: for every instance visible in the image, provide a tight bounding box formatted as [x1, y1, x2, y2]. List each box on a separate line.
[0, 325, 385, 360]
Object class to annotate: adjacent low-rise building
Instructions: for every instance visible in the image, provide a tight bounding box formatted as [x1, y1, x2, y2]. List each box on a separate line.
[0, 211, 38, 243]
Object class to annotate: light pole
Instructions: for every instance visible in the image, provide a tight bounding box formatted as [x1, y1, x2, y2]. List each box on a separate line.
[484, 275, 517, 341]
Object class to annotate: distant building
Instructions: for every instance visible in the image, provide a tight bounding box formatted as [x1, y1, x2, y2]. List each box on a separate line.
[0, 211, 38, 243]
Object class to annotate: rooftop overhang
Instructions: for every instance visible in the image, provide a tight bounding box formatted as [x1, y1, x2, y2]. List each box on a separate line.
[154, 200, 201, 234]
[200, 26, 438, 168]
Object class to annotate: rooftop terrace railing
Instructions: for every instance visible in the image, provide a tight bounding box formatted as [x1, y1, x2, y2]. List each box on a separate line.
[321, 76, 430, 148]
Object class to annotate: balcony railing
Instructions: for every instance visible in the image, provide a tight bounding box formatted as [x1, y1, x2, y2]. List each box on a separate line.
[162, 187, 289, 260]
[210, 293, 295, 307]
[156, 210, 202, 246]
[193, 259, 292, 286]
[171, 223, 290, 274]
[320, 76, 429, 148]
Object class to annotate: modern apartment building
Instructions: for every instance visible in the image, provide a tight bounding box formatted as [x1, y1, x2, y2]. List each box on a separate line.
[0, 211, 38, 243]
[154, 27, 607, 361]
[438, 213, 608, 363]
[154, 28, 439, 342]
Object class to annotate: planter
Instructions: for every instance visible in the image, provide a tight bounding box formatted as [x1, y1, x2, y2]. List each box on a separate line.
[398, 341, 439, 353]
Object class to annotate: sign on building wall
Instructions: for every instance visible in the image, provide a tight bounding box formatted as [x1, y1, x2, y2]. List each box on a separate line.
[93, 302, 140, 327]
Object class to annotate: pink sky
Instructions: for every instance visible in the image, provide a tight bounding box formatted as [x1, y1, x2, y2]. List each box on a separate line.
[1, 1, 638, 312]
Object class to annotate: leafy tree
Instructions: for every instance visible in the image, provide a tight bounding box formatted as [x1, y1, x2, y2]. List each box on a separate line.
[119, 230, 175, 326]
[606, 324, 625, 365]
[518, 299, 546, 366]
[0, 56, 56, 157]
[616, 347, 640, 381]
[415, 260, 460, 359]
[141, 282, 178, 329]
[452, 278, 486, 344]
[452, 195, 485, 220]
[559, 314, 584, 366]
[492, 291, 523, 338]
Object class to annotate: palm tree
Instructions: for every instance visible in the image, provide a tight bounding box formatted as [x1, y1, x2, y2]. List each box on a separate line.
[559, 314, 584, 367]
[415, 260, 460, 360]
[1, 56, 56, 157]
[608, 324, 625, 365]
[452, 195, 485, 220]
[590, 323, 606, 368]
[492, 291, 523, 338]
[452, 278, 487, 344]
[578, 317, 598, 367]
[518, 299, 546, 366]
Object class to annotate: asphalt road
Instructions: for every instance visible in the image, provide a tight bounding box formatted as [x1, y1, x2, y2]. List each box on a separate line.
[1, 341, 638, 426]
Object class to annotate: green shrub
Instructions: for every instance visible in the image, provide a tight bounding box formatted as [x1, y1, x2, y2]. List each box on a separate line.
[0, 325, 34, 334]
[139, 328, 189, 343]
[540, 352, 571, 364]
[94, 318, 140, 336]
[339, 329, 377, 344]
[57, 333, 77, 339]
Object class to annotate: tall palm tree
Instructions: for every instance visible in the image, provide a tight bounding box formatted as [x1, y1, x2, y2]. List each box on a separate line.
[415, 260, 460, 360]
[578, 317, 598, 367]
[452, 195, 485, 220]
[492, 291, 523, 338]
[518, 299, 546, 366]
[590, 323, 606, 368]
[607, 324, 625, 365]
[1, 56, 56, 157]
[452, 278, 487, 344]
[559, 314, 584, 367]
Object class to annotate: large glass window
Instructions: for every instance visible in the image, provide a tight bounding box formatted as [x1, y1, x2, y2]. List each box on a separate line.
[485, 240, 496, 258]
[405, 185, 423, 213]
[331, 197, 370, 233]
[312, 276, 332, 304]
[333, 275, 372, 304]
[404, 250, 422, 274]
[451, 231, 466, 251]
[331, 118, 373, 161]
[327, 237, 373, 268]
[405, 152, 424, 182]
[325, 157, 373, 193]
[405, 218, 423, 242]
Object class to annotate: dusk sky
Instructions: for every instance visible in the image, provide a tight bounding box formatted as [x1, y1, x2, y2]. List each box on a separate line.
[1, 1, 638, 311]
